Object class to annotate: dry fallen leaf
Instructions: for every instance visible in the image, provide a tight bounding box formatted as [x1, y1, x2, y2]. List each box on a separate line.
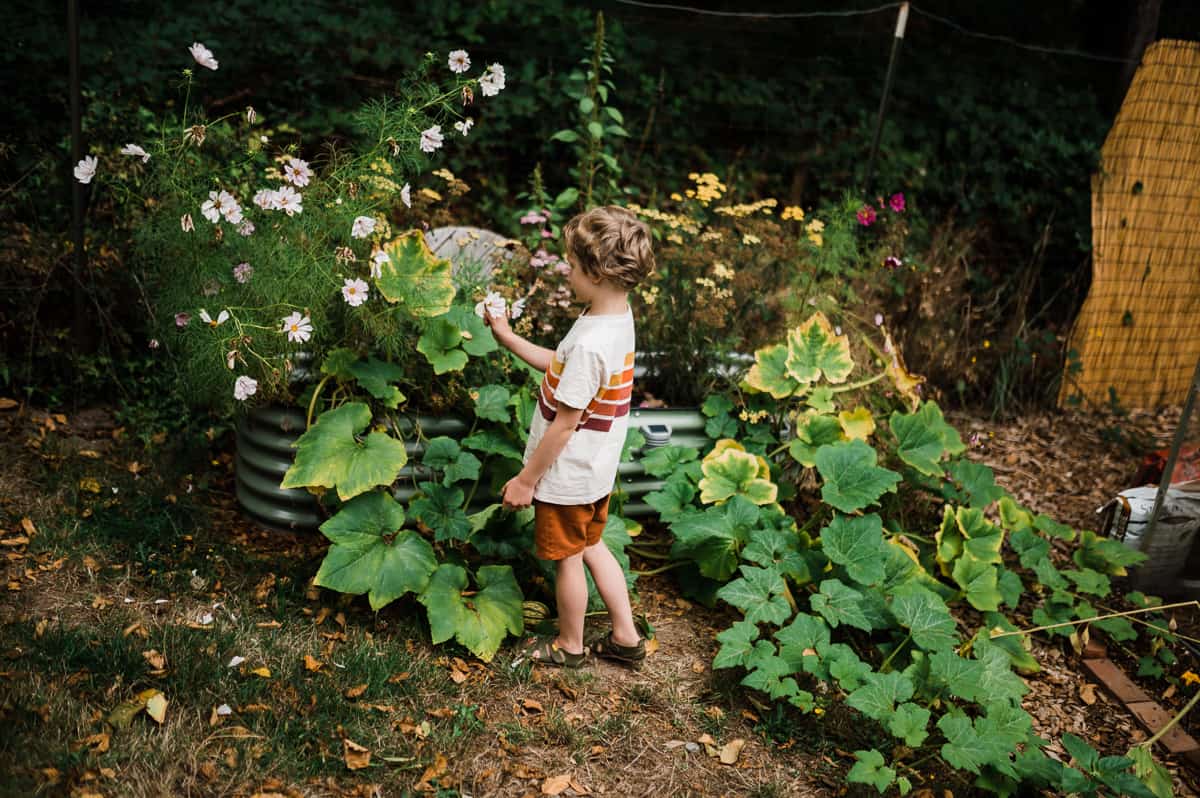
[414, 752, 448, 791]
[344, 684, 368, 699]
[20, 518, 37, 536]
[74, 732, 110, 753]
[719, 738, 746, 765]
[541, 774, 572, 795]
[303, 655, 323, 672]
[1079, 683, 1097, 706]
[0, 398, 18, 410]
[518, 698, 544, 715]
[145, 692, 168, 724]
[142, 649, 166, 670]
[342, 737, 371, 771]
[249, 667, 271, 678]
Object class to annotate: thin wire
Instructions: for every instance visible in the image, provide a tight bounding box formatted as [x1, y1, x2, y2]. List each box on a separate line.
[909, 6, 1136, 64]
[611, 0, 1137, 64]
[611, 0, 902, 19]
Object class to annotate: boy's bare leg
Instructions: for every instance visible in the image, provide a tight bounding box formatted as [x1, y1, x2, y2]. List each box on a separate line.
[554, 553, 588, 655]
[582, 541, 641, 647]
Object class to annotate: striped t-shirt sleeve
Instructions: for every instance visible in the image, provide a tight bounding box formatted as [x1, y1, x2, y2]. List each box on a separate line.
[549, 346, 606, 411]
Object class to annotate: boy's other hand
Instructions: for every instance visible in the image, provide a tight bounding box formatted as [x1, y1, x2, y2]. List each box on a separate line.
[482, 308, 512, 341]
[501, 475, 535, 509]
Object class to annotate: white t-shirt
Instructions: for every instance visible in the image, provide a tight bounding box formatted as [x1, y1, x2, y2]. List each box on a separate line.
[523, 305, 636, 504]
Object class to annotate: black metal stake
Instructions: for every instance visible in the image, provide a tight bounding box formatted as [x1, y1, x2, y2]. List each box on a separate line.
[864, 1, 909, 192]
[68, 0, 86, 371]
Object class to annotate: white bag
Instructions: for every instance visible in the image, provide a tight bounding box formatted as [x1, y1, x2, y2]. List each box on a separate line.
[1098, 481, 1200, 589]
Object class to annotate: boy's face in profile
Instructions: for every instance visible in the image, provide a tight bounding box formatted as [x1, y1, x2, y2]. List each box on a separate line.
[564, 252, 598, 303]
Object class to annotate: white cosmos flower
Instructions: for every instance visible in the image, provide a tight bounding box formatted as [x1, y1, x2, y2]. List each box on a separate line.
[511, 297, 527, 319]
[474, 291, 507, 319]
[233, 375, 258, 401]
[350, 215, 376, 239]
[400, 183, 411, 208]
[74, 155, 98, 184]
[120, 144, 150, 163]
[237, 220, 254, 236]
[280, 312, 313, 343]
[419, 125, 444, 153]
[342, 278, 369, 307]
[479, 63, 505, 96]
[189, 42, 219, 70]
[252, 188, 275, 210]
[201, 191, 221, 223]
[448, 49, 471, 73]
[274, 185, 303, 216]
[218, 190, 242, 223]
[370, 249, 390, 279]
[181, 213, 194, 232]
[283, 157, 311, 187]
[199, 308, 230, 327]
[454, 118, 474, 136]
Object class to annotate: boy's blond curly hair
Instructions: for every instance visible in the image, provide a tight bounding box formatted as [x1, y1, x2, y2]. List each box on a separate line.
[562, 205, 655, 289]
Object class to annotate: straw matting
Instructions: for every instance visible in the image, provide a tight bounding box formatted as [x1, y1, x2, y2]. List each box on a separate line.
[1059, 39, 1200, 410]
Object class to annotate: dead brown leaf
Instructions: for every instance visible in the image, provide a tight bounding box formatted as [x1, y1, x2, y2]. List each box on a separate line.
[1079, 683, 1097, 706]
[426, 707, 455, 719]
[541, 774, 572, 795]
[73, 732, 111, 753]
[719, 738, 746, 765]
[253, 574, 276, 603]
[344, 684, 368, 700]
[142, 649, 166, 670]
[20, 518, 36, 536]
[342, 737, 371, 771]
[303, 655, 323, 672]
[414, 753, 448, 792]
[387, 671, 411, 684]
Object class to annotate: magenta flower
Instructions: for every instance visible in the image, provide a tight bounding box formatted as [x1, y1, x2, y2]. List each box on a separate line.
[889, 193, 906, 213]
[856, 205, 877, 226]
[883, 255, 903, 270]
[233, 262, 254, 284]
[175, 312, 191, 328]
[519, 212, 547, 226]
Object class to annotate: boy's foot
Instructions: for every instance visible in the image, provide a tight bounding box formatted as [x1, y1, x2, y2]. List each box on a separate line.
[514, 634, 588, 669]
[590, 631, 646, 667]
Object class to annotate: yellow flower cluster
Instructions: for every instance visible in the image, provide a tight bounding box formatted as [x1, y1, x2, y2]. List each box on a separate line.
[639, 284, 661, 305]
[695, 276, 733, 299]
[781, 206, 805, 221]
[666, 233, 683, 245]
[699, 230, 724, 242]
[627, 204, 701, 235]
[739, 409, 770, 423]
[685, 172, 725, 204]
[432, 167, 470, 195]
[432, 168, 455, 181]
[714, 198, 777, 218]
[369, 158, 395, 175]
[805, 218, 825, 247]
[419, 187, 443, 202]
[742, 233, 761, 246]
[712, 262, 735, 281]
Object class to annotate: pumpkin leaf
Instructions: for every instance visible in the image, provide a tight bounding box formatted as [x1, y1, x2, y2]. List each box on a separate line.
[890, 401, 965, 476]
[784, 311, 854, 385]
[787, 412, 844, 467]
[347, 357, 407, 409]
[820, 512, 887, 587]
[699, 439, 777, 505]
[281, 403, 409, 501]
[377, 231, 456, 317]
[743, 343, 799, 398]
[417, 317, 468, 374]
[418, 564, 523, 662]
[409, 482, 472, 542]
[314, 491, 437, 610]
[838, 406, 876, 441]
[814, 439, 900, 513]
[473, 385, 511, 423]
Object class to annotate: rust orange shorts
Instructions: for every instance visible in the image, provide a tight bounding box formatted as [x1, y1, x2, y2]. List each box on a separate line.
[533, 494, 610, 560]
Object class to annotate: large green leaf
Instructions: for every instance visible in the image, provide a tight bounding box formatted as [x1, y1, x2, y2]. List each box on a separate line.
[889, 582, 958, 651]
[889, 703, 931, 747]
[741, 642, 804, 702]
[644, 479, 697, 523]
[473, 385, 511, 423]
[716, 565, 792, 626]
[957, 507, 1004, 564]
[787, 412, 844, 467]
[313, 491, 437, 610]
[462, 430, 525, 462]
[348, 357, 407, 409]
[947, 460, 1005, 509]
[952, 555, 1003, 611]
[890, 401, 965, 476]
[409, 481, 472, 542]
[846, 670, 915, 722]
[820, 512, 887, 587]
[784, 311, 854, 385]
[742, 527, 812, 584]
[714, 619, 761, 669]
[446, 304, 498, 356]
[669, 507, 749, 581]
[640, 445, 700, 478]
[418, 564, 524, 662]
[775, 613, 830, 671]
[281, 403, 409, 501]
[744, 342, 799, 398]
[417, 317, 468, 374]
[377, 231, 456, 317]
[698, 440, 777, 505]
[847, 749, 895, 794]
[815, 439, 901, 513]
[938, 710, 1019, 776]
[810, 579, 873, 631]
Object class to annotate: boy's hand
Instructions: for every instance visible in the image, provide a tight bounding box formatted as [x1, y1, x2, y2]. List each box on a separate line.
[482, 308, 512, 342]
[501, 475, 535, 510]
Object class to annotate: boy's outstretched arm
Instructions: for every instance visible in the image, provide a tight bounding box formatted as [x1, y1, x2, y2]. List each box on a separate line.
[500, 404, 584, 509]
[484, 311, 554, 372]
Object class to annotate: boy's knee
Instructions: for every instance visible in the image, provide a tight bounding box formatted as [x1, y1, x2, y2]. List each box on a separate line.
[556, 551, 585, 569]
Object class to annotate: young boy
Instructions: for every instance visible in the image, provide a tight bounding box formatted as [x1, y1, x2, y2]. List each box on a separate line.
[483, 205, 654, 668]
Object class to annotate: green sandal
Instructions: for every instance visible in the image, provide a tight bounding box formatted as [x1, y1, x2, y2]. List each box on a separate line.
[513, 634, 588, 669]
[590, 631, 646, 667]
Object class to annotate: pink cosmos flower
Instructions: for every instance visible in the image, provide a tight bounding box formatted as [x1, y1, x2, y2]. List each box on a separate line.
[520, 212, 548, 226]
[233, 262, 253, 283]
[540, 229, 553, 238]
[883, 255, 903, 270]
[856, 205, 877, 226]
[175, 312, 191, 328]
[889, 193, 906, 213]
